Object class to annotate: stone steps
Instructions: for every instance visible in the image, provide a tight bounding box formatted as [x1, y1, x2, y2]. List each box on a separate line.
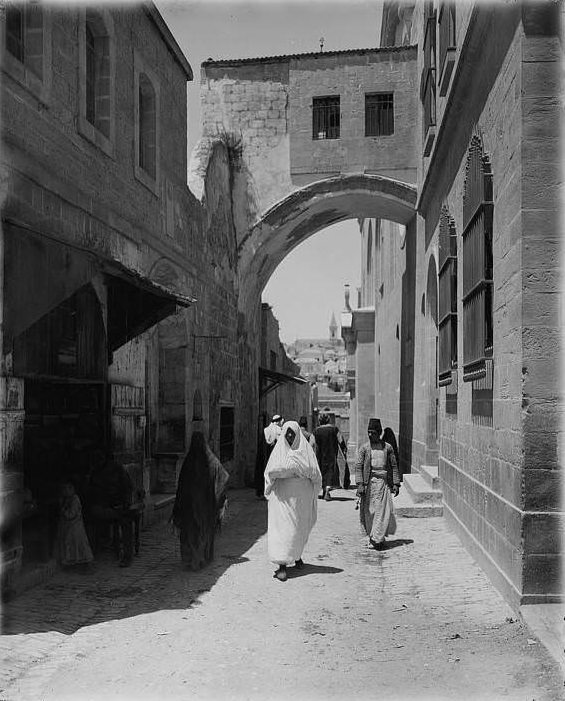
[419, 464, 440, 490]
[394, 486, 443, 518]
[395, 466, 443, 518]
[403, 473, 443, 504]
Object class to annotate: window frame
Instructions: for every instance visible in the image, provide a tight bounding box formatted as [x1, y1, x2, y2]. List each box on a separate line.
[78, 7, 115, 158]
[438, 206, 458, 388]
[462, 132, 494, 385]
[438, 2, 456, 96]
[1, 2, 51, 103]
[219, 405, 235, 463]
[365, 92, 394, 137]
[421, 2, 437, 155]
[312, 95, 340, 140]
[133, 51, 160, 194]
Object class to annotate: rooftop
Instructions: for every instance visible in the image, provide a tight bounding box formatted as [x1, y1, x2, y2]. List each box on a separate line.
[202, 44, 417, 67]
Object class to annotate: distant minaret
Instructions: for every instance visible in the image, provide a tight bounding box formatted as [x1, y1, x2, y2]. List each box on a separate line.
[329, 311, 338, 343]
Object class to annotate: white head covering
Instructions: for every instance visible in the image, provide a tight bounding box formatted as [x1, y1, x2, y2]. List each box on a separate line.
[264, 420, 322, 496]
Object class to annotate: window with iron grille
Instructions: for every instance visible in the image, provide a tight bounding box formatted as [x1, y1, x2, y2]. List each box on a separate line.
[365, 93, 394, 136]
[312, 96, 340, 140]
[421, 2, 437, 138]
[5, 2, 43, 79]
[462, 131, 493, 393]
[219, 406, 235, 462]
[438, 206, 458, 389]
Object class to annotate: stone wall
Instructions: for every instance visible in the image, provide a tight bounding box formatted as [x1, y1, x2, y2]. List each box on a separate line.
[288, 48, 418, 186]
[0, 4, 248, 592]
[413, 2, 563, 606]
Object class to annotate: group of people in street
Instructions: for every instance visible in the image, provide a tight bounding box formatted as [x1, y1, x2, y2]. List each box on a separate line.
[56, 410, 400, 582]
[262, 413, 401, 581]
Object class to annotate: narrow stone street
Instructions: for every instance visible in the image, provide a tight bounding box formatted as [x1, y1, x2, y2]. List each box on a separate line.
[1, 489, 562, 701]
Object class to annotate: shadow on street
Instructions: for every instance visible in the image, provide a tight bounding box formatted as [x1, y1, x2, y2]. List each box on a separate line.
[1, 491, 267, 637]
[286, 563, 344, 579]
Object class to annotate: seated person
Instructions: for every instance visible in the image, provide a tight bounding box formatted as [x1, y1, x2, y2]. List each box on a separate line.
[89, 457, 135, 567]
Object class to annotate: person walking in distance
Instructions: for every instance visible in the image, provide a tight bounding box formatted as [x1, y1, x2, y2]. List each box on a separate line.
[265, 420, 322, 582]
[298, 415, 316, 450]
[355, 418, 400, 550]
[255, 414, 284, 499]
[313, 413, 347, 501]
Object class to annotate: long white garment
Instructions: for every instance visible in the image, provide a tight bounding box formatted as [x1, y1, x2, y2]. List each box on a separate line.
[265, 421, 322, 566]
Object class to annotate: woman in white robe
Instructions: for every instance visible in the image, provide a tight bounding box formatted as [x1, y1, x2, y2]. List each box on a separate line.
[265, 420, 322, 581]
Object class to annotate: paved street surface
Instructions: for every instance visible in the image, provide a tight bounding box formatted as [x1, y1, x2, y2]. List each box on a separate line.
[1, 489, 562, 701]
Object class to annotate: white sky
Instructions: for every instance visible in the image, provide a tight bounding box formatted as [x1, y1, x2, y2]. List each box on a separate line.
[157, 0, 382, 342]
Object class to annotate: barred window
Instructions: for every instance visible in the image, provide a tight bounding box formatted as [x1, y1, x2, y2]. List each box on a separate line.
[219, 406, 235, 462]
[312, 96, 340, 140]
[438, 206, 458, 388]
[462, 131, 493, 389]
[365, 93, 394, 136]
[5, 2, 43, 79]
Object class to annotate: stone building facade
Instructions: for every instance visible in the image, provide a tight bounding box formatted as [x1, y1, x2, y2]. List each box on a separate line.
[346, 1, 562, 608]
[0, 2, 257, 595]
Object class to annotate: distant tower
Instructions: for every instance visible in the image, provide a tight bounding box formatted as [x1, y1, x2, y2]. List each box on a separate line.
[329, 312, 338, 343]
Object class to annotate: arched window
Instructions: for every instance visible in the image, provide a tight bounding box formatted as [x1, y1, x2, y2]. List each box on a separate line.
[85, 10, 110, 138]
[138, 73, 157, 179]
[5, 2, 43, 79]
[438, 204, 457, 386]
[462, 131, 493, 382]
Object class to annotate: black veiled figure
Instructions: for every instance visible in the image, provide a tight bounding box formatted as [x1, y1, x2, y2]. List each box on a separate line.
[172, 432, 222, 570]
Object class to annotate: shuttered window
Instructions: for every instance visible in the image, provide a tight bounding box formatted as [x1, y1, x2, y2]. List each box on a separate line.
[438, 3, 456, 81]
[462, 132, 493, 384]
[438, 206, 457, 387]
[421, 3, 436, 139]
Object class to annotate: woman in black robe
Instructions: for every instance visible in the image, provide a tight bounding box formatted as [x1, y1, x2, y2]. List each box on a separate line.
[171, 432, 229, 570]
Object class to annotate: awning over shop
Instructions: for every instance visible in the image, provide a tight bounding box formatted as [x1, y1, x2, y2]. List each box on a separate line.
[3, 221, 196, 362]
[259, 367, 307, 398]
[103, 260, 195, 351]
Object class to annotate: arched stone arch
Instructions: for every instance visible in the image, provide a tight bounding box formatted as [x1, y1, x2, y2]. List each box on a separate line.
[237, 173, 417, 311]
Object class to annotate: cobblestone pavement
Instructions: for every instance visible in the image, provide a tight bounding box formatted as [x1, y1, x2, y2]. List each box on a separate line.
[0, 489, 562, 701]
